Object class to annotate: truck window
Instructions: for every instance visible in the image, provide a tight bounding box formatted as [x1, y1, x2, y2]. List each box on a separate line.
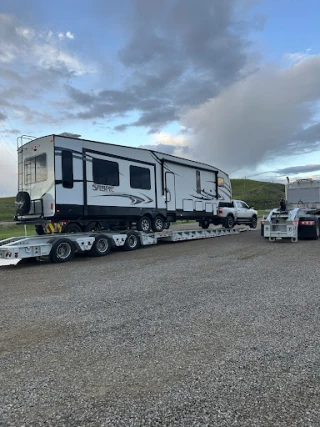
[130, 166, 151, 190]
[196, 170, 201, 193]
[25, 154, 47, 184]
[62, 150, 73, 188]
[93, 158, 119, 186]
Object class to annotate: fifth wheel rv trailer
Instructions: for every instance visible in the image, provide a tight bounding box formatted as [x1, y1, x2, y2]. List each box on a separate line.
[14, 134, 232, 233]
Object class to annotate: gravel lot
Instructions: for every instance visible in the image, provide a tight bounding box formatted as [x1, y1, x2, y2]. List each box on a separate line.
[0, 227, 319, 426]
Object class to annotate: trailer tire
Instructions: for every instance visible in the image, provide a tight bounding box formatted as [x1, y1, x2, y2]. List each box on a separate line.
[89, 234, 111, 257]
[250, 216, 258, 229]
[137, 216, 152, 233]
[152, 215, 165, 232]
[223, 215, 234, 229]
[62, 223, 82, 234]
[123, 232, 140, 251]
[84, 222, 101, 232]
[50, 238, 75, 263]
[15, 191, 31, 216]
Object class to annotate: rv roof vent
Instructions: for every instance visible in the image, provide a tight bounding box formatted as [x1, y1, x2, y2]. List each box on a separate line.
[59, 132, 81, 138]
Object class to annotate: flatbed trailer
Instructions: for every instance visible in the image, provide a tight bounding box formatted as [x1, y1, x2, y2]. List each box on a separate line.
[0, 227, 246, 265]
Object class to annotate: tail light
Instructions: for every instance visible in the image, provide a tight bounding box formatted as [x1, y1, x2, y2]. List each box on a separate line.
[292, 221, 299, 225]
[300, 220, 314, 226]
[218, 208, 223, 216]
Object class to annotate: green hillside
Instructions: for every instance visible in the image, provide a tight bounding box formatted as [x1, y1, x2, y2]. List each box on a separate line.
[231, 179, 285, 210]
[0, 179, 284, 221]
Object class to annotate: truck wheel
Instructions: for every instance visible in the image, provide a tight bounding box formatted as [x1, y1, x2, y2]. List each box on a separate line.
[250, 216, 258, 229]
[152, 216, 165, 232]
[137, 216, 151, 233]
[50, 238, 75, 263]
[199, 220, 210, 229]
[89, 234, 111, 257]
[123, 232, 140, 251]
[224, 215, 234, 229]
[84, 222, 101, 232]
[62, 223, 82, 234]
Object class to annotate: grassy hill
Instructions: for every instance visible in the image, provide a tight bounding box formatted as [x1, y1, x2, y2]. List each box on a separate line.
[231, 179, 285, 210]
[0, 179, 285, 221]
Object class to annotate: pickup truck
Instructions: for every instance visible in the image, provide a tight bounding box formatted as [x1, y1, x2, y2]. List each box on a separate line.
[217, 200, 258, 229]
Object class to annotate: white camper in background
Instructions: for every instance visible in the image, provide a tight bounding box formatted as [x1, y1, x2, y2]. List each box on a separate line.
[14, 134, 232, 233]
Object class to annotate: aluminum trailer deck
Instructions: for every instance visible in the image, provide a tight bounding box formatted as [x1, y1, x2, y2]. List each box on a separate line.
[0, 227, 246, 264]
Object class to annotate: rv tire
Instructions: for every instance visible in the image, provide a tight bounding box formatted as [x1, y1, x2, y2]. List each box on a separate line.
[137, 216, 152, 233]
[123, 232, 140, 251]
[15, 191, 31, 216]
[62, 223, 82, 234]
[152, 215, 165, 232]
[89, 234, 111, 257]
[50, 238, 75, 263]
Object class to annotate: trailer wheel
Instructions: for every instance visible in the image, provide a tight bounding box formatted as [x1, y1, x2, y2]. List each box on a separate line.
[199, 220, 210, 229]
[123, 232, 140, 251]
[250, 216, 258, 229]
[269, 237, 276, 242]
[152, 215, 165, 232]
[137, 216, 151, 233]
[50, 238, 75, 263]
[291, 237, 298, 243]
[89, 234, 111, 257]
[84, 222, 101, 232]
[62, 223, 82, 234]
[223, 215, 234, 229]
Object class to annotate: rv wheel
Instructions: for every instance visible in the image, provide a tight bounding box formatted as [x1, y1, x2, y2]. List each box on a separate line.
[89, 234, 111, 257]
[137, 216, 151, 233]
[50, 238, 75, 263]
[62, 223, 82, 234]
[15, 191, 31, 216]
[123, 232, 140, 251]
[152, 216, 165, 232]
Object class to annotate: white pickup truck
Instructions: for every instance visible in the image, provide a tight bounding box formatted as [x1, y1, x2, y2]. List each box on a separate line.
[217, 200, 258, 229]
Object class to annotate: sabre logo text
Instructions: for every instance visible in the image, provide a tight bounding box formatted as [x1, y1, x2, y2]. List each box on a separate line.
[92, 184, 114, 193]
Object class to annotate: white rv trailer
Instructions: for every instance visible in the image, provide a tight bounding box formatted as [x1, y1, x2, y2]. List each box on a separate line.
[14, 134, 231, 233]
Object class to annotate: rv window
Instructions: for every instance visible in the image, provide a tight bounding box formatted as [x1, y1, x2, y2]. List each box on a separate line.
[130, 166, 151, 190]
[93, 158, 119, 186]
[218, 177, 224, 186]
[24, 154, 47, 184]
[196, 170, 201, 193]
[62, 151, 73, 188]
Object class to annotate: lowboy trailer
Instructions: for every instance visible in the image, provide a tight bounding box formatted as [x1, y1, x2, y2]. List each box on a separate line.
[0, 227, 246, 264]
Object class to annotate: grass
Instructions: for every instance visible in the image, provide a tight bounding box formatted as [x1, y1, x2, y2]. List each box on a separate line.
[0, 179, 284, 226]
[0, 224, 35, 240]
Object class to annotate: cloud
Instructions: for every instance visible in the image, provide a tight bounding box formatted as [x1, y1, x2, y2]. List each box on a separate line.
[275, 164, 320, 175]
[139, 132, 190, 156]
[181, 55, 320, 173]
[65, 0, 261, 128]
[0, 112, 8, 122]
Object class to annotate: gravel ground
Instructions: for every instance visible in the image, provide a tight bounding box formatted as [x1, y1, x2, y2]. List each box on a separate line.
[0, 227, 319, 426]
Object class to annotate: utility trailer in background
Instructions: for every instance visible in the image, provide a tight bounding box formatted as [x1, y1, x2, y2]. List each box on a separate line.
[263, 208, 320, 242]
[0, 227, 245, 265]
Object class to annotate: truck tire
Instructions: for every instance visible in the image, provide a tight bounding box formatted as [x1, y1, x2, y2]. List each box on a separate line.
[84, 222, 101, 232]
[199, 220, 210, 229]
[123, 232, 140, 251]
[137, 216, 151, 233]
[62, 223, 82, 234]
[249, 216, 258, 229]
[15, 191, 31, 216]
[89, 234, 111, 257]
[152, 215, 165, 232]
[50, 238, 75, 263]
[223, 215, 234, 229]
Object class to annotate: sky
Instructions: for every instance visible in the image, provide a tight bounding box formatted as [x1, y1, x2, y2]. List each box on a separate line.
[1, 0, 320, 196]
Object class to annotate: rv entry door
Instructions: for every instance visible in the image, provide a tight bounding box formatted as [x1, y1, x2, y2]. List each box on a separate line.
[165, 172, 176, 211]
